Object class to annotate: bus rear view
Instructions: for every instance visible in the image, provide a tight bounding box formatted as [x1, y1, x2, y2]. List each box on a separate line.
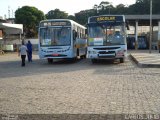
[87, 15, 127, 63]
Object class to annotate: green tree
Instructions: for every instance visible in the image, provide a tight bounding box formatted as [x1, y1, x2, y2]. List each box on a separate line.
[114, 4, 127, 14]
[152, 0, 160, 14]
[99, 4, 114, 15]
[67, 15, 76, 21]
[99, 1, 110, 11]
[75, 10, 95, 25]
[15, 6, 45, 38]
[127, 0, 160, 15]
[75, 12, 88, 25]
[46, 9, 68, 19]
[74, 0, 160, 25]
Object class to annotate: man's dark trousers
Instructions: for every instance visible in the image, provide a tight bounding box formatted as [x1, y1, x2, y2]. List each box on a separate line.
[21, 55, 26, 66]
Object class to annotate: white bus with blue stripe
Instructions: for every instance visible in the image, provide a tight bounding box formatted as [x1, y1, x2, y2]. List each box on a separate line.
[87, 15, 127, 63]
[38, 19, 87, 63]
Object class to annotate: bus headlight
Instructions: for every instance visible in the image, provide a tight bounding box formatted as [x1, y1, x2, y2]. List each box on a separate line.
[117, 50, 124, 56]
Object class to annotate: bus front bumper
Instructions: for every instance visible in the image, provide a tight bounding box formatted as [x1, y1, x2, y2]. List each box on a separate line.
[87, 52, 126, 59]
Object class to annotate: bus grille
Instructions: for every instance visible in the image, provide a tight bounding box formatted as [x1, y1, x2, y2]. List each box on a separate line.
[45, 54, 67, 57]
[98, 51, 115, 54]
[94, 47, 120, 50]
[98, 55, 115, 58]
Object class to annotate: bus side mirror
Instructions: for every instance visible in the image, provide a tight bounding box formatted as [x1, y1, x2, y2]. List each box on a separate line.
[85, 29, 88, 35]
[73, 30, 77, 40]
[126, 21, 130, 30]
[127, 25, 130, 30]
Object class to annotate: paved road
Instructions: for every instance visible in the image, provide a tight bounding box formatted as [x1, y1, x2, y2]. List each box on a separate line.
[0, 53, 160, 116]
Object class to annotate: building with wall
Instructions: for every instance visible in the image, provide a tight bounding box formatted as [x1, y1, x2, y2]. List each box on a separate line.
[0, 17, 23, 51]
[125, 15, 160, 50]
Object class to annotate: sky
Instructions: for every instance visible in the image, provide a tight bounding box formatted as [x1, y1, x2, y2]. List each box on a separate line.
[0, 0, 136, 19]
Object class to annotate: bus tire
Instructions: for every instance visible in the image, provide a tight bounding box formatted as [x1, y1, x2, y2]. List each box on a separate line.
[83, 54, 86, 59]
[47, 58, 53, 64]
[0, 50, 4, 55]
[91, 59, 98, 63]
[82, 48, 87, 59]
[77, 49, 79, 58]
[80, 54, 86, 59]
[120, 58, 124, 63]
[71, 58, 77, 62]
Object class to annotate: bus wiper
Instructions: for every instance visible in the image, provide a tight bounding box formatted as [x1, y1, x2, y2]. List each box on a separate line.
[60, 25, 65, 33]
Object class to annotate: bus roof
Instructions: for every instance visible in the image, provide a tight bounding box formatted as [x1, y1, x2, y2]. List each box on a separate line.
[40, 19, 86, 29]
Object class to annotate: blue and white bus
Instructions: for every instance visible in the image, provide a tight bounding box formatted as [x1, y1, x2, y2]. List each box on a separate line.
[38, 19, 87, 63]
[87, 15, 127, 63]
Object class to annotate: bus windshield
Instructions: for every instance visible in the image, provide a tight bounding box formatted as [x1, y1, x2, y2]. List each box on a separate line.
[40, 27, 71, 46]
[88, 24, 126, 46]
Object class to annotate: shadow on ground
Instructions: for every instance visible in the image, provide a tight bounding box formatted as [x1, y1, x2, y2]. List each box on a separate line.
[0, 57, 137, 79]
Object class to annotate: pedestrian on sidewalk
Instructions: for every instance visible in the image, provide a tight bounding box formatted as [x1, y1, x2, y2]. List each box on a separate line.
[19, 41, 28, 67]
[26, 40, 33, 62]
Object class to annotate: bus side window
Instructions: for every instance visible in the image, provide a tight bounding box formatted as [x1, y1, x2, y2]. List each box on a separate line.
[77, 32, 80, 38]
[85, 29, 88, 35]
[73, 30, 77, 40]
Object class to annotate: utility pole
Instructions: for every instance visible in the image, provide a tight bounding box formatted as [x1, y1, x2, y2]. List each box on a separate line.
[149, 0, 152, 53]
[8, 6, 10, 19]
[108, 6, 110, 14]
[108, 2, 112, 15]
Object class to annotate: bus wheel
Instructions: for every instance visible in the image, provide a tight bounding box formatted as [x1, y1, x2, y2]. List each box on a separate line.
[82, 48, 87, 59]
[80, 54, 86, 59]
[76, 49, 79, 59]
[47, 58, 53, 64]
[120, 58, 124, 63]
[70, 58, 77, 62]
[91, 59, 98, 63]
[83, 54, 86, 59]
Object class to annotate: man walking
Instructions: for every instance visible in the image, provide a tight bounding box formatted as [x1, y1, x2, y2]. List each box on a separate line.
[19, 41, 28, 67]
[27, 40, 32, 62]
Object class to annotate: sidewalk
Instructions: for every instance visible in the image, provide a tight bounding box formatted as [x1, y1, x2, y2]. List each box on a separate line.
[129, 50, 160, 68]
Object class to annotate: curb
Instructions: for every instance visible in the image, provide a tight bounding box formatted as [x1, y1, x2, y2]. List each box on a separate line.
[129, 54, 160, 68]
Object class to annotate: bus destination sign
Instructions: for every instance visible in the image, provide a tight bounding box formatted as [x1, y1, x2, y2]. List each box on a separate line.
[40, 21, 71, 27]
[89, 16, 123, 23]
[97, 16, 116, 21]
